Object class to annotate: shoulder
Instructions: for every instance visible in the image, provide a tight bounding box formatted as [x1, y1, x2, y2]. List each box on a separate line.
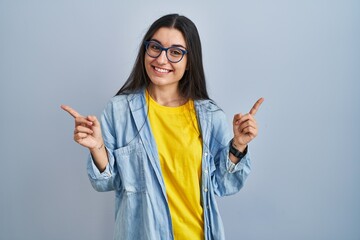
[101, 91, 145, 126]
[194, 99, 225, 117]
[195, 99, 231, 145]
[100, 91, 144, 124]
[194, 99, 228, 130]
[106, 90, 144, 110]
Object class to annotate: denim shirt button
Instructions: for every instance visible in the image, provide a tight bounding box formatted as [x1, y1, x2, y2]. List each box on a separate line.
[204, 169, 208, 174]
[204, 152, 208, 157]
[204, 188, 208, 192]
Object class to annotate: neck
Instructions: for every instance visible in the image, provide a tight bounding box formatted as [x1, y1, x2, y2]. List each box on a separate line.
[147, 85, 186, 107]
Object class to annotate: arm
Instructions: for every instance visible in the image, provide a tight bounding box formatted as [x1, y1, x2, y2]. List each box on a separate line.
[230, 97, 264, 164]
[211, 98, 264, 196]
[61, 105, 109, 170]
[61, 104, 119, 192]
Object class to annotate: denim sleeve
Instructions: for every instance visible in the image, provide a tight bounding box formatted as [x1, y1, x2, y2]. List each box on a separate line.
[210, 110, 252, 197]
[87, 101, 120, 192]
[87, 147, 120, 192]
[226, 149, 251, 174]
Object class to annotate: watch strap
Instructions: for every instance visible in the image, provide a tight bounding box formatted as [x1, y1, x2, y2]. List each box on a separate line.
[229, 139, 246, 159]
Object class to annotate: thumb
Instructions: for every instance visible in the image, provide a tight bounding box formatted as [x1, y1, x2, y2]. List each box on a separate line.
[233, 113, 243, 126]
[87, 115, 100, 127]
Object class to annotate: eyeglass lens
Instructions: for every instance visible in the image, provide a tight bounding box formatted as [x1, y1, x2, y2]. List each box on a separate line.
[146, 42, 185, 63]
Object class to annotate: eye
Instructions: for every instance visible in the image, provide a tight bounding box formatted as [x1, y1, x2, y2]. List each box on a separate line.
[149, 42, 161, 52]
[169, 48, 183, 56]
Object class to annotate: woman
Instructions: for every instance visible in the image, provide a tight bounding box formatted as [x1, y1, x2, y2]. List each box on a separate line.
[62, 13, 263, 240]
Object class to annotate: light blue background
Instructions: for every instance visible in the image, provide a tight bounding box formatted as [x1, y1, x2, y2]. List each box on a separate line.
[1, 0, 359, 239]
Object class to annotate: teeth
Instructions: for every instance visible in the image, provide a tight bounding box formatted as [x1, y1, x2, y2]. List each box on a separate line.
[154, 67, 170, 73]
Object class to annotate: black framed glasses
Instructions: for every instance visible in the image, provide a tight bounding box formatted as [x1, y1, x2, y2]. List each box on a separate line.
[144, 41, 188, 63]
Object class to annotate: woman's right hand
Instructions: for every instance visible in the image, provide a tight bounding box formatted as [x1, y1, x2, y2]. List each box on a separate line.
[61, 105, 104, 150]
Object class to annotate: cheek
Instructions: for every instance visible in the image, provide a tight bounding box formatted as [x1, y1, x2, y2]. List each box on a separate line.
[144, 57, 153, 72]
[177, 61, 187, 74]
[144, 56, 150, 66]
[182, 57, 188, 71]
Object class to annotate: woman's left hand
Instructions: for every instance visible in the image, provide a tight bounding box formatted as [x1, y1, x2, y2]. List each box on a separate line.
[232, 98, 264, 150]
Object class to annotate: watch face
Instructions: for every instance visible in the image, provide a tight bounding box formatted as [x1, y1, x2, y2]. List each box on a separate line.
[230, 144, 244, 158]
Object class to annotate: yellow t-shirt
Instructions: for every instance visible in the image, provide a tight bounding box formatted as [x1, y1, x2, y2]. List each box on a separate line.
[146, 91, 204, 240]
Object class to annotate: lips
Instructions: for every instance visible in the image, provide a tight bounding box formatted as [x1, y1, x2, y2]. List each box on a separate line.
[153, 66, 172, 73]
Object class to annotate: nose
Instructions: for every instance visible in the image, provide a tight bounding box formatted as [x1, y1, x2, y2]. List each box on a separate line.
[156, 50, 168, 65]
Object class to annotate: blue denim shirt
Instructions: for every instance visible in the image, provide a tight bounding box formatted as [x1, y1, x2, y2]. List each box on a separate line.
[87, 90, 251, 240]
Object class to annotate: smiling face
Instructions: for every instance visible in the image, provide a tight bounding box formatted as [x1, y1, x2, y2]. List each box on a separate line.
[144, 27, 187, 93]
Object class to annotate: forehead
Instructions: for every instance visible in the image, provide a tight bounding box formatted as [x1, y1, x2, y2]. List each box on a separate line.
[151, 27, 186, 47]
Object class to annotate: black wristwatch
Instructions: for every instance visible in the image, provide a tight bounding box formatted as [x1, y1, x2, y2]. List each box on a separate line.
[229, 139, 246, 159]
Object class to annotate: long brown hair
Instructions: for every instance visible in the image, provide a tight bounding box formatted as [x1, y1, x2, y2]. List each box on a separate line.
[116, 14, 209, 100]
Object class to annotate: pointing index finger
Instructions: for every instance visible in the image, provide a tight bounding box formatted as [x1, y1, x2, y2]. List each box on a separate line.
[249, 98, 264, 116]
[61, 105, 82, 118]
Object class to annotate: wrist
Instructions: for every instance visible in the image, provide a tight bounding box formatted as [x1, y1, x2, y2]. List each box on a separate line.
[231, 139, 247, 152]
[229, 139, 247, 159]
[90, 142, 104, 152]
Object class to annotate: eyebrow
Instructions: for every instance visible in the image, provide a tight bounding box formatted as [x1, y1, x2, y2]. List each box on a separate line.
[150, 38, 187, 49]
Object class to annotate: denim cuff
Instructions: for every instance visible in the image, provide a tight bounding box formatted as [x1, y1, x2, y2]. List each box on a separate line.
[226, 150, 251, 173]
[87, 147, 113, 179]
